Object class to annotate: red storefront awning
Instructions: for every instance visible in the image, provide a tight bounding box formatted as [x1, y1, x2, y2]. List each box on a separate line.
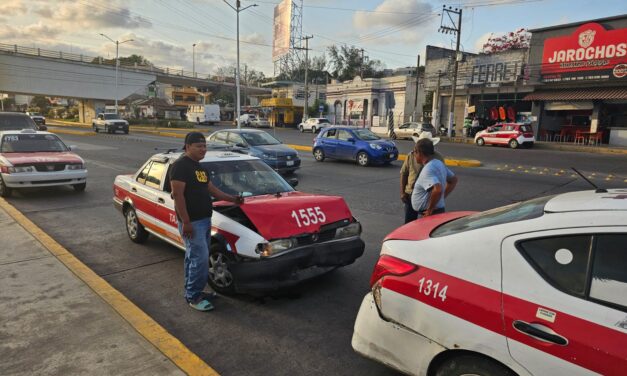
[523, 88, 627, 101]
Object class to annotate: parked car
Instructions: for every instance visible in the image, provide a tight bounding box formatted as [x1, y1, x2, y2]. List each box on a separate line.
[475, 123, 534, 149]
[238, 113, 270, 128]
[0, 112, 41, 131]
[0, 129, 87, 197]
[390, 122, 436, 140]
[92, 113, 129, 134]
[113, 150, 364, 294]
[352, 189, 627, 376]
[313, 126, 398, 167]
[207, 129, 301, 174]
[25, 111, 46, 127]
[186, 104, 220, 125]
[298, 117, 331, 133]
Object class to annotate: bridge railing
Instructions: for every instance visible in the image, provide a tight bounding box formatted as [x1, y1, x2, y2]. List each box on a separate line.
[0, 43, 265, 88]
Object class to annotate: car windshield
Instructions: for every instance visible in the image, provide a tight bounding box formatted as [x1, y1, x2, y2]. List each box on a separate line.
[319, 119, 330, 123]
[0, 133, 68, 153]
[240, 132, 281, 146]
[0, 115, 37, 131]
[203, 159, 294, 197]
[104, 114, 121, 120]
[353, 129, 380, 141]
[430, 195, 555, 238]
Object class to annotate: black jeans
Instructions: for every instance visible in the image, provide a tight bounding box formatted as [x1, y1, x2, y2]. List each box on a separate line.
[405, 201, 445, 224]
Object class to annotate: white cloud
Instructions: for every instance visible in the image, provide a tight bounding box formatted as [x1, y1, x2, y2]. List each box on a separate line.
[0, 2, 27, 16]
[0, 22, 64, 40]
[31, 1, 151, 30]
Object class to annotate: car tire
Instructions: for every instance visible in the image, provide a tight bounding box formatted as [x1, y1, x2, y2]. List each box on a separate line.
[476, 137, 485, 146]
[207, 243, 236, 295]
[0, 176, 12, 198]
[299, 125, 304, 132]
[357, 151, 369, 167]
[105, 125, 111, 134]
[509, 139, 519, 149]
[125, 206, 149, 244]
[435, 354, 516, 376]
[72, 182, 86, 192]
[312, 126, 317, 134]
[313, 148, 325, 162]
[93, 124, 98, 133]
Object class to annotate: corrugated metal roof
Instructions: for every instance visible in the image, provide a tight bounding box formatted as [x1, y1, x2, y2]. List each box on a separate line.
[523, 88, 627, 101]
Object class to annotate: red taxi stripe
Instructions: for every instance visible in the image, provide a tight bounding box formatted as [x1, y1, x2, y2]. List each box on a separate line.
[384, 211, 476, 242]
[382, 266, 626, 375]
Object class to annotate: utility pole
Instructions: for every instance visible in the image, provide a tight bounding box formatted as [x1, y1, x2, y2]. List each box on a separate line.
[413, 54, 420, 122]
[432, 70, 443, 130]
[222, 0, 257, 129]
[244, 64, 247, 107]
[192, 43, 196, 78]
[359, 48, 365, 78]
[296, 35, 313, 121]
[99, 34, 134, 114]
[438, 6, 462, 137]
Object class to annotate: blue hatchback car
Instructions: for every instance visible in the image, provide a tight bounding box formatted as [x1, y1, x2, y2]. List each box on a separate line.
[206, 129, 301, 174]
[313, 126, 398, 166]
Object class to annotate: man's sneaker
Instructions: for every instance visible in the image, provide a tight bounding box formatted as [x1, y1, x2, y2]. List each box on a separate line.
[188, 296, 214, 312]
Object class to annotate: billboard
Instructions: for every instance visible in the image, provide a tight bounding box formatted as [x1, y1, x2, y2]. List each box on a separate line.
[272, 0, 292, 62]
[541, 23, 627, 83]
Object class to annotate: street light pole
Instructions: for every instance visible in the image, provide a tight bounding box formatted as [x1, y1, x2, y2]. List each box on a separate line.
[222, 0, 257, 129]
[192, 43, 196, 78]
[99, 34, 133, 115]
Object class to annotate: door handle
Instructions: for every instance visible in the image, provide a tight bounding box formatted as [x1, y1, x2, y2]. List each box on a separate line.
[157, 197, 165, 204]
[131, 187, 137, 192]
[513, 320, 568, 346]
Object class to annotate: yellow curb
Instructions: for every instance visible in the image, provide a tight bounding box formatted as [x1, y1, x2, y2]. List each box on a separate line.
[49, 129, 95, 137]
[49, 120, 91, 128]
[287, 144, 313, 152]
[0, 199, 219, 376]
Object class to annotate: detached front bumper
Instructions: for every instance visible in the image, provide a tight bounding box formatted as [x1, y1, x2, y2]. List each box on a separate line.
[230, 236, 365, 293]
[2, 170, 87, 188]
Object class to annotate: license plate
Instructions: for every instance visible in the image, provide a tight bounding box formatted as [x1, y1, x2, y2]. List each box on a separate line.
[286, 161, 294, 166]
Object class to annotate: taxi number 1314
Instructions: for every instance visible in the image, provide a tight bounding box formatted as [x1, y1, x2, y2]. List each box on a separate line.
[417, 277, 448, 302]
[291, 206, 326, 227]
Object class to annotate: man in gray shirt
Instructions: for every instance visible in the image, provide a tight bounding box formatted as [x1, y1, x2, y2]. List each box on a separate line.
[411, 138, 458, 217]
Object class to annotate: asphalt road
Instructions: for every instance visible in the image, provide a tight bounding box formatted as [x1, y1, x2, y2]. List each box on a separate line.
[6, 130, 625, 375]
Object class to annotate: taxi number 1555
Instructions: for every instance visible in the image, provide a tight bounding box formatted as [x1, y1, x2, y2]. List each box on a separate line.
[417, 277, 448, 302]
[291, 206, 326, 227]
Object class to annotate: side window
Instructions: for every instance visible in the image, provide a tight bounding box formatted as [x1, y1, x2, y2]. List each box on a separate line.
[228, 133, 245, 146]
[214, 132, 228, 143]
[337, 130, 352, 141]
[145, 161, 166, 190]
[323, 129, 337, 139]
[517, 235, 592, 297]
[136, 161, 152, 184]
[590, 234, 627, 310]
[505, 125, 515, 131]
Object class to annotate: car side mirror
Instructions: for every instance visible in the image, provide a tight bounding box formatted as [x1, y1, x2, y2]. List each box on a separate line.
[347, 137, 355, 143]
[68, 145, 78, 151]
[287, 177, 298, 187]
[38, 125, 47, 131]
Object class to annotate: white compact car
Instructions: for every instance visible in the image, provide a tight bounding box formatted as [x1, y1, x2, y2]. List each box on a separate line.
[352, 189, 627, 376]
[298, 117, 331, 133]
[0, 130, 87, 197]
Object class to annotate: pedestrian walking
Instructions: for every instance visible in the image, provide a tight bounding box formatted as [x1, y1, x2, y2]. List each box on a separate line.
[411, 138, 458, 218]
[170, 132, 243, 311]
[400, 132, 445, 223]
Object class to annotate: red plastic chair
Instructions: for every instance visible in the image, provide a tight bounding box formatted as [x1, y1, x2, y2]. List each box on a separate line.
[574, 130, 587, 145]
[589, 131, 603, 146]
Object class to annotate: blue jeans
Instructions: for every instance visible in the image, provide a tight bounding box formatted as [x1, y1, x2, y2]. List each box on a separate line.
[178, 217, 211, 302]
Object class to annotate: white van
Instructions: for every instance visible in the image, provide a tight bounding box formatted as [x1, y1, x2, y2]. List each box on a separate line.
[187, 104, 221, 125]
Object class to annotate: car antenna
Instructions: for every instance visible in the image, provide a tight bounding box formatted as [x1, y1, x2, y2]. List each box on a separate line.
[571, 167, 607, 193]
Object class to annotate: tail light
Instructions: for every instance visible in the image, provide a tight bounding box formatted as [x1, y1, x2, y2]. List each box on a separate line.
[370, 254, 418, 287]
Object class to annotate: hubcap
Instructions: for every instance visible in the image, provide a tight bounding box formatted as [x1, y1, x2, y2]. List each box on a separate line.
[209, 253, 233, 288]
[358, 153, 368, 165]
[314, 150, 323, 160]
[126, 210, 138, 238]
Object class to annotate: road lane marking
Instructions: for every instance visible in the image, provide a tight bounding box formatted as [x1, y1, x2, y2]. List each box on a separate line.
[0, 199, 219, 376]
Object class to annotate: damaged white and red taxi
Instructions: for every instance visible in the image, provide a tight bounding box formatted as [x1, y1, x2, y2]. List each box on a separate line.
[113, 150, 364, 294]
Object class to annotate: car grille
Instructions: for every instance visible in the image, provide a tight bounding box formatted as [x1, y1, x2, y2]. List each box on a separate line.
[383, 146, 396, 152]
[294, 219, 351, 246]
[32, 163, 67, 172]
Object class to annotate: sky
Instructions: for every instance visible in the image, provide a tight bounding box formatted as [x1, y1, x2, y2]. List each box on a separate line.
[1, 0, 626, 78]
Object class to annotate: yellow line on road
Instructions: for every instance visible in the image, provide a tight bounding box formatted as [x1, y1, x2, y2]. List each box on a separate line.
[0, 199, 219, 376]
[50, 129, 95, 136]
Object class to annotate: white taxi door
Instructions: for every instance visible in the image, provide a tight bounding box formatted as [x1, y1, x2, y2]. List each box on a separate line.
[501, 228, 627, 375]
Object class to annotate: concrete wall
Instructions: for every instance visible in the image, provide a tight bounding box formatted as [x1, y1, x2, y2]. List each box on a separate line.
[0, 53, 156, 100]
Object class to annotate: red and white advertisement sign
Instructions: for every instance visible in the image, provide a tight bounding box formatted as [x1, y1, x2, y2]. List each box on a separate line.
[541, 22, 627, 81]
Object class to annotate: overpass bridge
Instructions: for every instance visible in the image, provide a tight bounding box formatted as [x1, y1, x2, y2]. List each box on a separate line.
[0, 43, 270, 122]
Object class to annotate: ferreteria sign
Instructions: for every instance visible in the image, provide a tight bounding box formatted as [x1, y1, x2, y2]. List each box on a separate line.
[541, 22, 627, 83]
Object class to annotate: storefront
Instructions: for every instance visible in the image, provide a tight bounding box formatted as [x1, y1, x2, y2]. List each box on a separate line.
[525, 15, 627, 146]
[260, 97, 303, 127]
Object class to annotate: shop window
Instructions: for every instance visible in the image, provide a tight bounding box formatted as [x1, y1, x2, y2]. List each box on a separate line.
[590, 234, 627, 310]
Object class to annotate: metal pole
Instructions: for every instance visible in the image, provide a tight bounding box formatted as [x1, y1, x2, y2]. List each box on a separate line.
[115, 41, 119, 114]
[192, 43, 196, 78]
[447, 8, 462, 137]
[413, 54, 420, 122]
[302, 35, 313, 121]
[236, 1, 241, 129]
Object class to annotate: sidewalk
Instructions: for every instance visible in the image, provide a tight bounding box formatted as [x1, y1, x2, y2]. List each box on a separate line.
[0, 199, 217, 376]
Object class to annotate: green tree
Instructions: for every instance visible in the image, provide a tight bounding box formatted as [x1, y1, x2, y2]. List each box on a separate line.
[1, 97, 15, 111]
[30, 96, 50, 113]
[91, 54, 152, 66]
[327, 45, 385, 81]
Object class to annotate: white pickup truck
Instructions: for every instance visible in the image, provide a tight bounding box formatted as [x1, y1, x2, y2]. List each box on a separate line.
[92, 113, 129, 134]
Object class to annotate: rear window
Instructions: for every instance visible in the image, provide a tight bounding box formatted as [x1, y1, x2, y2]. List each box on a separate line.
[520, 125, 532, 132]
[319, 119, 330, 124]
[0, 114, 37, 131]
[431, 195, 555, 238]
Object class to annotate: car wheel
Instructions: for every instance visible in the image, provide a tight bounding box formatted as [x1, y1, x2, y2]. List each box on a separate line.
[313, 148, 325, 162]
[390, 132, 397, 140]
[208, 243, 236, 295]
[312, 126, 317, 134]
[0, 176, 12, 198]
[125, 206, 149, 243]
[435, 354, 516, 376]
[357, 151, 369, 167]
[93, 124, 99, 133]
[105, 125, 111, 134]
[509, 139, 519, 149]
[476, 137, 485, 146]
[299, 125, 304, 132]
[72, 182, 86, 192]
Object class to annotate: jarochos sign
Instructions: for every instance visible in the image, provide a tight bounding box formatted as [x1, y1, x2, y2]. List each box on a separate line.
[541, 22, 627, 81]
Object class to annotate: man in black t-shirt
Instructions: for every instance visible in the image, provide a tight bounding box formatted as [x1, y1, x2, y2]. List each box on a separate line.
[170, 132, 242, 311]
